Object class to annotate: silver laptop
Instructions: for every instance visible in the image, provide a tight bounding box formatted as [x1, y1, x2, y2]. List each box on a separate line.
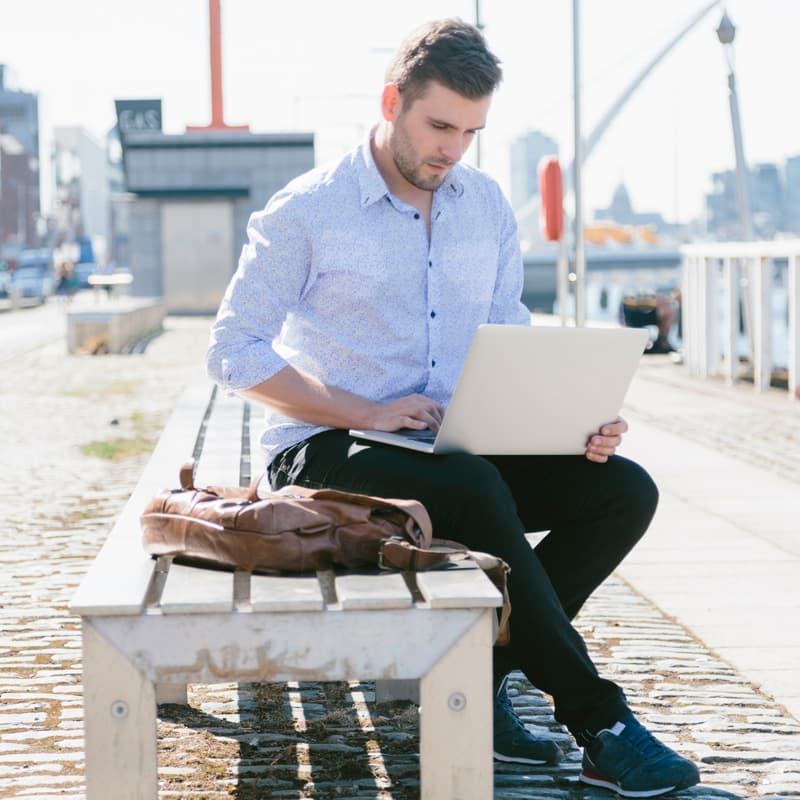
[349, 324, 648, 455]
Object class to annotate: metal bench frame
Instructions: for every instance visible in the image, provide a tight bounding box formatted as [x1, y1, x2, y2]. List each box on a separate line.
[71, 377, 501, 799]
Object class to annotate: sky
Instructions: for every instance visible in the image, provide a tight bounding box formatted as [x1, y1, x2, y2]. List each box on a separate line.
[2, 0, 798, 224]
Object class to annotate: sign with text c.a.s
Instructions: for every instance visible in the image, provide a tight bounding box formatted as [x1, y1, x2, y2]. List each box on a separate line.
[115, 99, 162, 138]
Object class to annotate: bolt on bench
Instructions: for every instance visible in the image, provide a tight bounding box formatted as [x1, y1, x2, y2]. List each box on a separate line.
[70, 376, 502, 799]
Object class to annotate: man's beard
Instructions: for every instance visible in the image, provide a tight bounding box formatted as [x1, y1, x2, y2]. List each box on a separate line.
[391, 123, 451, 192]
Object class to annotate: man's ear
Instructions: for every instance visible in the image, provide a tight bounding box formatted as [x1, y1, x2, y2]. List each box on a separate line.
[380, 84, 401, 122]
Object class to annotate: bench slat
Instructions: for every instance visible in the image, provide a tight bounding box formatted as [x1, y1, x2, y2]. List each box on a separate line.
[416, 562, 502, 608]
[194, 390, 246, 488]
[335, 572, 413, 610]
[70, 375, 213, 616]
[250, 574, 324, 611]
[160, 564, 234, 614]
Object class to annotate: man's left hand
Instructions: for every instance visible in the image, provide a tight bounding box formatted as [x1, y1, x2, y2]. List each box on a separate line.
[585, 416, 628, 463]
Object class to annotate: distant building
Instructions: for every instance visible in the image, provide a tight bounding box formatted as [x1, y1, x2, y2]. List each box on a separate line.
[594, 183, 667, 230]
[704, 158, 800, 239]
[784, 156, 800, 234]
[705, 170, 743, 240]
[0, 65, 39, 159]
[116, 96, 314, 313]
[752, 163, 783, 237]
[0, 133, 40, 248]
[106, 125, 131, 267]
[51, 127, 110, 257]
[509, 130, 558, 212]
[0, 66, 41, 253]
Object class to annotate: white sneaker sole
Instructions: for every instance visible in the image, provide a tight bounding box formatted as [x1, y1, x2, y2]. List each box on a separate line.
[494, 751, 547, 766]
[580, 770, 676, 798]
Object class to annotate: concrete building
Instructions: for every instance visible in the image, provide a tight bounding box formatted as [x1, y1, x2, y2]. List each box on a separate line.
[752, 163, 783, 237]
[52, 127, 110, 255]
[119, 123, 313, 313]
[0, 66, 40, 252]
[509, 130, 558, 212]
[0, 65, 39, 159]
[0, 133, 40, 248]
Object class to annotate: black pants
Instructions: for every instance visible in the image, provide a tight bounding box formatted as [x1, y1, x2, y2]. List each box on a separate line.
[268, 430, 658, 737]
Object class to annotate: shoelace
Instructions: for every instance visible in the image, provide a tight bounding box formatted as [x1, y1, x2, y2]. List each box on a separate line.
[620, 717, 672, 763]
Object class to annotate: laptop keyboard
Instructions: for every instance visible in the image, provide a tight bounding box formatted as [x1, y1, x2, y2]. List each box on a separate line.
[398, 428, 437, 442]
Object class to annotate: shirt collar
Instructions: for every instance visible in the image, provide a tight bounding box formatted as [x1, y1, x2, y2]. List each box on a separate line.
[354, 127, 465, 209]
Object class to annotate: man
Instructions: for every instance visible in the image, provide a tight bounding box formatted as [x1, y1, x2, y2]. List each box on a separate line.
[207, 19, 700, 797]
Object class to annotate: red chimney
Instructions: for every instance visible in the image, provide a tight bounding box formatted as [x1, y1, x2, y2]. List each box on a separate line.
[187, 0, 249, 131]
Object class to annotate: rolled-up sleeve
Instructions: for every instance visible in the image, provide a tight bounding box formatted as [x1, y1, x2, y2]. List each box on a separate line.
[206, 189, 313, 392]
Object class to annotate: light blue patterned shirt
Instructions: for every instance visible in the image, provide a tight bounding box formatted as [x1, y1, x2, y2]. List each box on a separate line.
[207, 131, 530, 464]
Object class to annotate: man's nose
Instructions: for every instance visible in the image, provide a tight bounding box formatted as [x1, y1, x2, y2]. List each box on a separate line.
[440, 134, 468, 164]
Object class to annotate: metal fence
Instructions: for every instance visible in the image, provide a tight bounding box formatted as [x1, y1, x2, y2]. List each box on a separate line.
[681, 240, 800, 399]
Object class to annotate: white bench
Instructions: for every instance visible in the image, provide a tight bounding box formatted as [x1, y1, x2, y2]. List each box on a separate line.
[70, 376, 502, 799]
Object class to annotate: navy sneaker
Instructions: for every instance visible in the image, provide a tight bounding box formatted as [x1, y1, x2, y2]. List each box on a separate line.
[580, 713, 700, 797]
[493, 675, 561, 766]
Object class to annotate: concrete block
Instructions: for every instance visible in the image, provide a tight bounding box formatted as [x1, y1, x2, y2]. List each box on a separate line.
[66, 297, 165, 354]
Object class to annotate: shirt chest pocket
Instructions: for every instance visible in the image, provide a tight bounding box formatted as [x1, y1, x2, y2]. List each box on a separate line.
[315, 232, 386, 281]
[306, 231, 391, 312]
[442, 238, 499, 300]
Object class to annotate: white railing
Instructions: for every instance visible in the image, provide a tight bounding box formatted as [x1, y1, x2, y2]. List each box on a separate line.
[681, 240, 800, 399]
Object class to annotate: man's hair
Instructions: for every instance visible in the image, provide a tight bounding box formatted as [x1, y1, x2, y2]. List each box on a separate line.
[385, 19, 502, 108]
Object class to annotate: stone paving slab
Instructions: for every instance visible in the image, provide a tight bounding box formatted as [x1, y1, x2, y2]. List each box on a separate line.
[2, 315, 800, 798]
[620, 357, 800, 727]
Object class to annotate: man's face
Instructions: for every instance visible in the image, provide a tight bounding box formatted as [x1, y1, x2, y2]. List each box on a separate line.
[387, 81, 491, 192]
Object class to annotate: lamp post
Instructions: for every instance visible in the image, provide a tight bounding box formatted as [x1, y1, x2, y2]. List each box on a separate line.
[716, 11, 752, 240]
[572, 0, 586, 326]
[474, 0, 484, 170]
[716, 10, 755, 370]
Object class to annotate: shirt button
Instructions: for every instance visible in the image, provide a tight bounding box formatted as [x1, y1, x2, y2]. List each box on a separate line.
[431, 359, 436, 367]
[414, 213, 420, 220]
[430, 310, 436, 318]
[428, 260, 432, 268]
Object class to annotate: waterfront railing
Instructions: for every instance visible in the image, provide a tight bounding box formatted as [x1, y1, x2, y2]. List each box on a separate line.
[681, 240, 800, 399]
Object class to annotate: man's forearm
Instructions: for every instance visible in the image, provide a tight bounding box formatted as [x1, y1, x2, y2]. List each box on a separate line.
[239, 365, 377, 430]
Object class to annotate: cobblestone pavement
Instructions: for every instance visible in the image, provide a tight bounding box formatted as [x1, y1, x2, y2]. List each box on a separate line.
[1, 314, 799, 799]
[624, 357, 800, 486]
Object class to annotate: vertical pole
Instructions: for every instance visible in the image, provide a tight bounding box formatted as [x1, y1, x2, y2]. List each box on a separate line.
[752, 256, 772, 392]
[209, 0, 224, 127]
[705, 257, 718, 376]
[186, 0, 247, 131]
[557, 228, 570, 325]
[789, 253, 800, 400]
[474, 0, 483, 170]
[726, 58, 756, 369]
[727, 71, 752, 240]
[681, 256, 692, 373]
[572, 0, 586, 327]
[724, 256, 737, 384]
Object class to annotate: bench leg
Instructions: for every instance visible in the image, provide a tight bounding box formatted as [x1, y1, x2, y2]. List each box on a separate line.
[156, 682, 188, 705]
[82, 621, 158, 800]
[375, 679, 420, 705]
[419, 612, 494, 800]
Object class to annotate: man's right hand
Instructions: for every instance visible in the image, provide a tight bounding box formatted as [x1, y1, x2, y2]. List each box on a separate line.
[366, 394, 445, 433]
[241, 367, 444, 434]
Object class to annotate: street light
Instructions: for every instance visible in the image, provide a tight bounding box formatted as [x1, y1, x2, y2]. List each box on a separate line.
[716, 10, 752, 240]
[716, 9, 755, 370]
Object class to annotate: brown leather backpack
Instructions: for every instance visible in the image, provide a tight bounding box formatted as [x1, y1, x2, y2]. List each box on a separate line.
[141, 462, 511, 644]
[142, 462, 459, 573]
